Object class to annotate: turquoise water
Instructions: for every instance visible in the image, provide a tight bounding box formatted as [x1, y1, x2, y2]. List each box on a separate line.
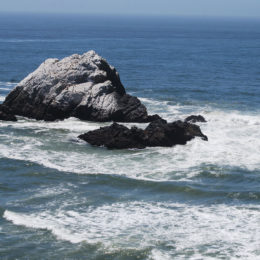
[0, 14, 260, 259]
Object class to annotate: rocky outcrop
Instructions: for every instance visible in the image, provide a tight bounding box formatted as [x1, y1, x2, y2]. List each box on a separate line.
[185, 115, 206, 123]
[0, 105, 17, 121]
[3, 51, 159, 122]
[78, 119, 208, 149]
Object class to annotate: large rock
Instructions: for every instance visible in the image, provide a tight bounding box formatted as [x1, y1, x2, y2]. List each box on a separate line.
[78, 119, 208, 149]
[3, 51, 158, 122]
[0, 105, 17, 121]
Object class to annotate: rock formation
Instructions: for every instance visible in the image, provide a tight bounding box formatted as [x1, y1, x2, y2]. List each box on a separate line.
[3, 51, 159, 122]
[78, 119, 208, 149]
[0, 105, 17, 121]
[185, 115, 206, 123]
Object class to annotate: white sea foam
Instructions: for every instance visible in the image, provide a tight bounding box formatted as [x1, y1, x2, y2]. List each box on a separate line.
[0, 100, 259, 181]
[0, 116, 147, 133]
[0, 88, 12, 91]
[0, 82, 17, 87]
[2, 98, 260, 259]
[0, 117, 104, 133]
[4, 202, 260, 259]
[0, 96, 6, 102]
[0, 81, 16, 100]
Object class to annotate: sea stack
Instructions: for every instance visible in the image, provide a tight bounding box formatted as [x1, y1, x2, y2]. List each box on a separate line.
[3, 51, 159, 122]
[78, 119, 208, 149]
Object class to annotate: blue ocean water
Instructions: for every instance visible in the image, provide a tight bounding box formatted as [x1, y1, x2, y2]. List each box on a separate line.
[0, 13, 260, 259]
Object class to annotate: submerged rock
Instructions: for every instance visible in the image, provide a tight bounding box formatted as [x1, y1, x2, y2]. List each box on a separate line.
[185, 115, 207, 123]
[0, 105, 17, 121]
[3, 51, 159, 122]
[78, 119, 208, 149]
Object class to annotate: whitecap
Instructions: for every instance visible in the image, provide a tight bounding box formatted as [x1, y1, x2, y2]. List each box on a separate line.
[0, 97, 259, 181]
[4, 202, 260, 259]
[0, 88, 12, 91]
[0, 81, 17, 86]
[0, 39, 61, 43]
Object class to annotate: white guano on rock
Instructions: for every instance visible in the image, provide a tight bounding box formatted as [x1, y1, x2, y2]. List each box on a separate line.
[3, 51, 159, 122]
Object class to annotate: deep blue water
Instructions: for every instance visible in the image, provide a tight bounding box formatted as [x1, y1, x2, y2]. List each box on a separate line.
[0, 13, 260, 259]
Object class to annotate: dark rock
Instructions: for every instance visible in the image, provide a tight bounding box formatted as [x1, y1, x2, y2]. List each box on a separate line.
[185, 115, 207, 123]
[79, 122, 146, 149]
[0, 105, 17, 121]
[78, 119, 208, 149]
[3, 51, 158, 122]
[146, 114, 163, 122]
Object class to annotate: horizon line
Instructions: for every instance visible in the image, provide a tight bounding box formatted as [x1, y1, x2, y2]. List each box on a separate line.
[1, 11, 260, 21]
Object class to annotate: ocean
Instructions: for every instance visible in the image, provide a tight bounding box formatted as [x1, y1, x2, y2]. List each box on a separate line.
[0, 13, 260, 259]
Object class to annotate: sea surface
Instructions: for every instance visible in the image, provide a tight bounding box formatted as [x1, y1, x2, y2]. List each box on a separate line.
[0, 13, 260, 259]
